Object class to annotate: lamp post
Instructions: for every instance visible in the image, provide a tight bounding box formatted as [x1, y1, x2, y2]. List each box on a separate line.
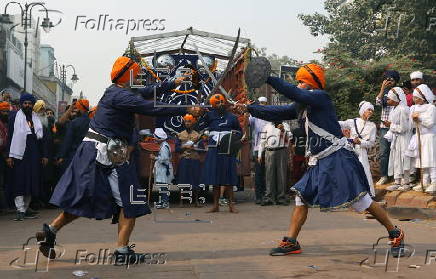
[0, 2, 54, 92]
[60, 64, 79, 101]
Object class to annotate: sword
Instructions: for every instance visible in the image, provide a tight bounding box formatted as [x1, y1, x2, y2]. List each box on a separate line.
[193, 44, 236, 105]
[416, 122, 425, 193]
[209, 28, 241, 98]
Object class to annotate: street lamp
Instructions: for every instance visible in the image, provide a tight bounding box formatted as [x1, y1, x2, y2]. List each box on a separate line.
[60, 64, 79, 101]
[0, 1, 55, 92]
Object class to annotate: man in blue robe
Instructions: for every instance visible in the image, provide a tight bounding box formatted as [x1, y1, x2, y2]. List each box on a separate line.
[242, 64, 406, 258]
[35, 56, 192, 264]
[7, 94, 48, 221]
[199, 94, 242, 213]
[56, 99, 91, 172]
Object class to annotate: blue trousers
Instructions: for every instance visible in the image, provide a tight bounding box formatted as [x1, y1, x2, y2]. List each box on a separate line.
[379, 128, 390, 177]
[254, 151, 266, 200]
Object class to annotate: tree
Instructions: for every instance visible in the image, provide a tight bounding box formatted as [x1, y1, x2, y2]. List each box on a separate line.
[298, 0, 436, 120]
[324, 49, 434, 120]
[299, 0, 436, 64]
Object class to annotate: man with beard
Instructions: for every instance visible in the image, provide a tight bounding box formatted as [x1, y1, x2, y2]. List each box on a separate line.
[240, 64, 405, 258]
[249, 97, 269, 204]
[35, 56, 192, 264]
[0, 102, 10, 214]
[33, 100, 48, 127]
[176, 114, 203, 207]
[57, 99, 90, 171]
[32, 100, 52, 208]
[200, 94, 242, 213]
[410, 71, 424, 89]
[6, 94, 48, 221]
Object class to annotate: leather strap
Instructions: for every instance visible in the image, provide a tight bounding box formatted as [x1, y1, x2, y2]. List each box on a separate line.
[415, 87, 428, 103]
[112, 59, 135, 84]
[86, 131, 108, 144]
[303, 65, 323, 89]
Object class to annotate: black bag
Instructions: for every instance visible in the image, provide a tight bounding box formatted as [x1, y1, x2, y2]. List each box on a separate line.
[217, 131, 242, 157]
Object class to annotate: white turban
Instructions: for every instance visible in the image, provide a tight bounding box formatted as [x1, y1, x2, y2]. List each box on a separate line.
[258, 96, 267, 103]
[153, 128, 167, 140]
[410, 71, 423, 80]
[358, 101, 374, 117]
[139, 129, 152, 136]
[387, 87, 406, 106]
[413, 84, 434, 104]
[33, 100, 46, 113]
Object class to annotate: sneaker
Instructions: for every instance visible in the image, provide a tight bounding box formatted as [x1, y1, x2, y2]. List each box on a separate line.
[24, 210, 39, 219]
[376, 176, 388, 185]
[261, 200, 274, 206]
[13, 212, 24, 221]
[389, 227, 405, 258]
[36, 224, 57, 259]
[270, 237, 302, 256]
[114, 244, 145, 266]
[155, 202, 169, 209]
[398, 184, 412, 191]
[386, 184, 400, 191]
[413, 184, 427, 192]
[425, 183, 436, 194]
[255, 199, 262, 205]
[219, 198, 228, 206]
[27, 208, 40, 215]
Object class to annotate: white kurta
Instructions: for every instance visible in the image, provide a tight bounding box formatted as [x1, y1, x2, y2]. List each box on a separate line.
[407, 104, 436, 168]
[154, 141, 174, 184]
[339, 118, 377, 195]
[387, 105, 412, 179]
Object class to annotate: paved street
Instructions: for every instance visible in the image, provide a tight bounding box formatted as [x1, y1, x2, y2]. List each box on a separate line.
[1, 192, 436, 279]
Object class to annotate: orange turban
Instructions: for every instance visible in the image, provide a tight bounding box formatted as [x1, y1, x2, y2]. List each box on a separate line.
[111, 57, 141, 85]
[295, 64, 326, 90]
[75, 99, 89, 112]
[209, 94, 226, 107]
[183, 114, 196, 123]
[0, 101, 10, 111]
[89, 106, 97, 118]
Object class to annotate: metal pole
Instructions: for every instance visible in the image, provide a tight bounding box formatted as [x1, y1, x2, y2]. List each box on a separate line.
[61, 64, 65, 101]
[23, 7, 28, 92]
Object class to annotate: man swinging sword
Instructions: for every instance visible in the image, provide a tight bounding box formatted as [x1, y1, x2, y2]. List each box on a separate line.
[35, 56, 194, 264]
[239, 64, 406, 257]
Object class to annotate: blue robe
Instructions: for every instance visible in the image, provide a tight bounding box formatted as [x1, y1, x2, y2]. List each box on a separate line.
[247, 77, 370, 211]
[6, 111, 47, 198]
[50, 82, 187, 219]
[175, 130, 204, 190]
[57, 113, 90, 170]
[200, 109, 241, 186]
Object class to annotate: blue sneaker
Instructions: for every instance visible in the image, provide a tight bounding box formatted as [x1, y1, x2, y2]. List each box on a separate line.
[389, 227, 405, 258]
[270, 237, 302, 256]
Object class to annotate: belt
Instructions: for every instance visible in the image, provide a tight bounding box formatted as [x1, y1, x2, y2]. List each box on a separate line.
[266, 146, 286, 151]
[86, 131, 109, 144]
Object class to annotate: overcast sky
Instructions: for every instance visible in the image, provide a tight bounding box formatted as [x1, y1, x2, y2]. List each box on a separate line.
[22, 0, 329, 105]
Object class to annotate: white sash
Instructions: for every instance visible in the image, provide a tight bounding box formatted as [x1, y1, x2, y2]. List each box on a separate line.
[304, 111, 353, 166]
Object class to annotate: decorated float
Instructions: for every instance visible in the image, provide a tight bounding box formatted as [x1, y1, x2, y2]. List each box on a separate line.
[126, 27, 267, 191]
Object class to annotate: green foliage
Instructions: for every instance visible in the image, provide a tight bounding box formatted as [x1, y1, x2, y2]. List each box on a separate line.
[298, 0, 436, 120]
[325, 50, 435, 120]
[252, 45, 303, 73]
[298, 0, 436, 62]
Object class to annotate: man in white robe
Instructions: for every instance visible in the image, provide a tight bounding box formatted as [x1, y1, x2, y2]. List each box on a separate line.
[151, 128, 174, 209]
[408, 84, 436, 193]
[339, 101, 377, 196]
[385, 88, 412, 191]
